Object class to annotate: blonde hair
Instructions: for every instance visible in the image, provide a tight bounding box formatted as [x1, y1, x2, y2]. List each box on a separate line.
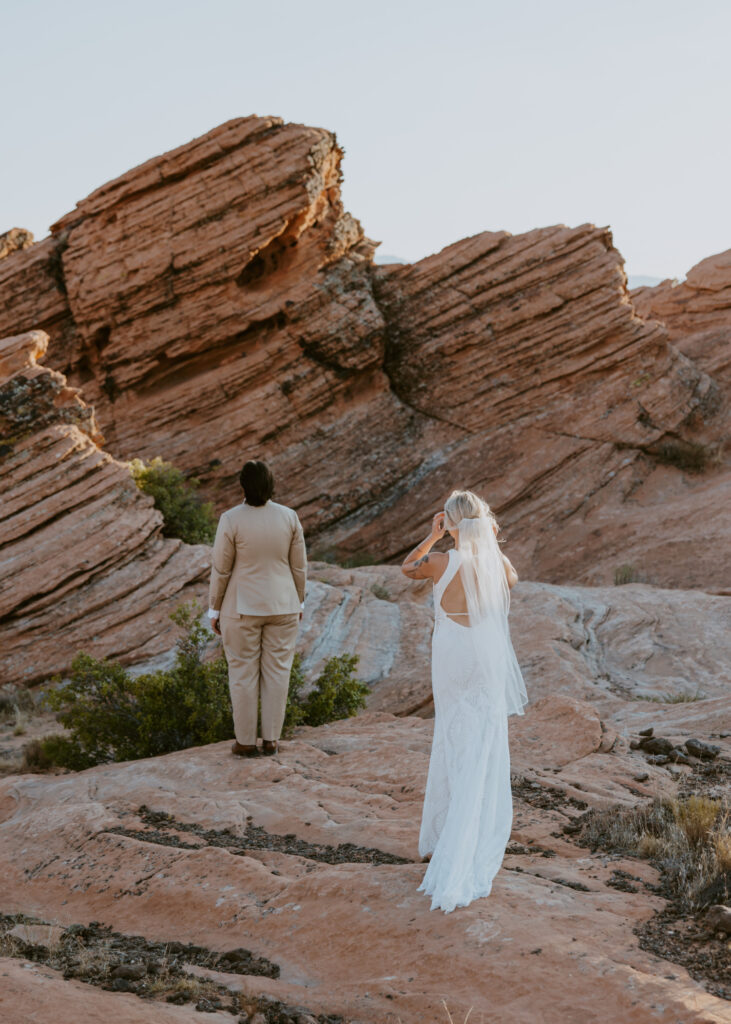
[444, 489, 499, 534]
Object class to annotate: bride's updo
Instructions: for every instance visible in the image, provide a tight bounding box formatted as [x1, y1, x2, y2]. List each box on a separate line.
[444, 490, 499, 534]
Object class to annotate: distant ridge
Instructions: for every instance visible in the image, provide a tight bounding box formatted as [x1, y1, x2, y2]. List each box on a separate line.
[374, 252, 407, 264]
[627, 274, 664, 289]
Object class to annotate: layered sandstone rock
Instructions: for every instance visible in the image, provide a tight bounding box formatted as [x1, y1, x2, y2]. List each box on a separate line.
[631, 248, 731, 384]
[0, 331, 209, 687]
[1, 707, 728, 1023]
[0, 116, 727, 589]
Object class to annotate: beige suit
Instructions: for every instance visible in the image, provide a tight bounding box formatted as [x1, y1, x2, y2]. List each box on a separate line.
[209, 500, 307, 744]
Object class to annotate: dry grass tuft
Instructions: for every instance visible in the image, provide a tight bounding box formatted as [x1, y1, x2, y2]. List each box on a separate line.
[712, 830, 731, 872]
[576, 793, 730, 911]
[639, 689, 705, 703]
[441, 1001, 473, 1024]
[671, 795, 723, 847]
[12, 707, 28, 736]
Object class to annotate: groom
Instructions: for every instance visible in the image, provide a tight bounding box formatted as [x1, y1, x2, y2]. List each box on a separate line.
[208, 459, 307, 757]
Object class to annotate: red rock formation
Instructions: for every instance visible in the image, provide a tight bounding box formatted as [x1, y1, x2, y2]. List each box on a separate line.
[631, 248, 731, 383]
[0, 331, 209, 687]
[0, 117, 727, 589]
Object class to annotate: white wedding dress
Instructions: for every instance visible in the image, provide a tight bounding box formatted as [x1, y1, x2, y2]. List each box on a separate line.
[418, 546, 521, 913]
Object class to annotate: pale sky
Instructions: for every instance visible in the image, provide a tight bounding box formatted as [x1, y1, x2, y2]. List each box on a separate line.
[3, 0, 730, 280]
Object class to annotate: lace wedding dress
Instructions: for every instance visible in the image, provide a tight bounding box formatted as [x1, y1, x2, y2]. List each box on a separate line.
[418, 546, 523, 913]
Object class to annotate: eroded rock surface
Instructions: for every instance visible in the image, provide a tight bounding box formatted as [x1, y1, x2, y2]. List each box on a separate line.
[1, 708, 729, 1023]
[300, 561, 731, 720]
[0, 331, 209, 687]
[0, 117, 727, 588]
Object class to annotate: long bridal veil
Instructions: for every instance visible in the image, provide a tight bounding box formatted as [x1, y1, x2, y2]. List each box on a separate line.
[445, 497, 528, 717]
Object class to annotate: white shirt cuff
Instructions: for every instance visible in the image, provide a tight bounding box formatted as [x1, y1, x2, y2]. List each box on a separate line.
[209, 605, 303, 616]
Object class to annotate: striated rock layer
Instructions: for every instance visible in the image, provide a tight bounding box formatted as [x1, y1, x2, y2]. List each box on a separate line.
[0, 116, 728, 589]
[631, 247, 731, 384]
[0, 331, 209, 687]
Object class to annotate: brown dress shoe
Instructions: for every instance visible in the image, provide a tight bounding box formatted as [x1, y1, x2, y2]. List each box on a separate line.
[261, 740, 278, 756]
[231, 741, 259, 757]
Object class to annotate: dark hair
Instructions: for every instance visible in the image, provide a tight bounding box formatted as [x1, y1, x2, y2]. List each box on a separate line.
[239, 459, 274, 506]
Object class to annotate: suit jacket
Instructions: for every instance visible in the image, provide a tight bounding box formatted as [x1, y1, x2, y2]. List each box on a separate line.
[208, 500, 307, 616]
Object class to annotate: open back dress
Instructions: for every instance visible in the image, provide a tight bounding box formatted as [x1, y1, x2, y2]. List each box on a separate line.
[417, 547, 514, 913]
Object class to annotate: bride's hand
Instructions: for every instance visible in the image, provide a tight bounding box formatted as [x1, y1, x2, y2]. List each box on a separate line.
[430, 511, 446, 539]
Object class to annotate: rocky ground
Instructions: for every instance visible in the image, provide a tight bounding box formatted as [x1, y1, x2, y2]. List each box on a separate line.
[1, 697, 729, 1023]
[1, 541, 729, 1021]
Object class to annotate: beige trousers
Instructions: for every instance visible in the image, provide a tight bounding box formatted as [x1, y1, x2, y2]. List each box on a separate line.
[220, 613, 300, 745]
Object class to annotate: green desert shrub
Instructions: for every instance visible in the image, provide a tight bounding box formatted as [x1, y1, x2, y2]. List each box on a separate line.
[23, 734, 89, 772]
[291, 653, 368, 729]
[129, 456, 216, 544]
[281, 652, 308, 735]
[279, 651, 368, 734]
[40, 604, 232, 768]
[33, 604, 368, 769]
[614, 564, 641, 585]
[340, 552, 379, 568]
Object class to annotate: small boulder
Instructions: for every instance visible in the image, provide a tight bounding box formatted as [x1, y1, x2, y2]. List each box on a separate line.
[111, 963, 147, 981]
[685, 738, 721, 760]
[218, 947, 252, 966]
[705, 905, 731, 934]
[109, 978, 134, 992]
[639, 736, 675, 755]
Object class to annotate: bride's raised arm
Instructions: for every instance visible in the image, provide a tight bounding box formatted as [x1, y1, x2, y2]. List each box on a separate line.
[401, 512, 449, 580]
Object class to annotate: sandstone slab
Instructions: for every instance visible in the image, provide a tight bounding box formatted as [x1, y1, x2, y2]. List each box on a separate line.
[0, 711, 728, 1023]
[299, 562, 731, 725]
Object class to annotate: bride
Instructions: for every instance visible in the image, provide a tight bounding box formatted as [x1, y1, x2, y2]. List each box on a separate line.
[401, 489, 529, 913]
